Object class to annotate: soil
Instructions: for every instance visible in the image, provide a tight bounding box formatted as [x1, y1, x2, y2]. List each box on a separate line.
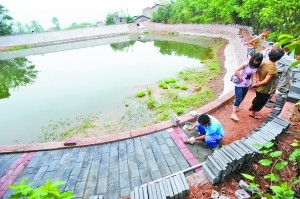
[185, 28, 300, 199]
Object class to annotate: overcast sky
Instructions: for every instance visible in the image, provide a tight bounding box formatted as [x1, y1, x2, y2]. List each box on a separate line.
[1, 0, 158, 28]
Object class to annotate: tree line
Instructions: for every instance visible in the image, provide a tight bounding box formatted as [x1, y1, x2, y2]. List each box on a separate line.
[152, 0, 300, 39]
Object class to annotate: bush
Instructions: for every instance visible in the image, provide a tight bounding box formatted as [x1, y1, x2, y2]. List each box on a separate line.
[180, 85, 188, 90]
[176, 107, 184, 115]
[136, 91, 146, 98]
[146, 97, 156, 109]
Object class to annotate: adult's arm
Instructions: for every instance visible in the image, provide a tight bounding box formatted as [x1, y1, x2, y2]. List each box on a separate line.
[254, 74, 274, 87]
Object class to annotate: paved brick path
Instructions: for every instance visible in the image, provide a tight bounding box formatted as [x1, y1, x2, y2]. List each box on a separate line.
[1, 130, 195, 198]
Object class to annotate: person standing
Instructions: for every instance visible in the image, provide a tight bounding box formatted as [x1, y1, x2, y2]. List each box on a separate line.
[231, 53, 263, 121]
[247, 28, 271, 58]
[249, 48, 284, 118]
[185, 114, 224, 150]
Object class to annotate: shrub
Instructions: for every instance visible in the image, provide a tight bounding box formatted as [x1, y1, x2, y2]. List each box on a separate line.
[146, 97, 156, 109]
[172, 83, 181, 89]
[136, 91, 146, 98]
[180, 85, 188, 90]
[164, 78, 176, 84]
[176, 107, 184, 115]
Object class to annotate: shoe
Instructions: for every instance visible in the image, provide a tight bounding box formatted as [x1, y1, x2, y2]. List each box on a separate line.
[268, 100, 275, 103]
[265, 103, 272, 108]
[231, 114, 239, 121]
[249, 114, 261, 119]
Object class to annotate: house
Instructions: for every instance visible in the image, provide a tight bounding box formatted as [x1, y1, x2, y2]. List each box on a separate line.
[114, 15, 127, 25]
[142, 3, 161, 18]
[133, 15, 150, 23]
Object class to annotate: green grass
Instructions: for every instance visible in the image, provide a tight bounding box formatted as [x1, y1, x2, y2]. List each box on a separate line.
[1, 45, 30, 52]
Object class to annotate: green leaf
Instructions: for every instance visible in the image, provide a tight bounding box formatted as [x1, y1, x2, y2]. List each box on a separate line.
[291, 60, 300, 68]
[264, 173, 280, 182]
[289, 148, 300, 161]
[241, 173, 255, 181]
[278, 34, 294, 41]
[59, 191, 75, 199]
[259, 159, 272, 166]
[269, 151, 282, 158]
[271, 186, 284, 195]
[274, 161, 288, 170]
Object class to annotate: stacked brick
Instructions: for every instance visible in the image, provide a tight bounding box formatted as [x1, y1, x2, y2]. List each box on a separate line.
[129, 172, 189, 199]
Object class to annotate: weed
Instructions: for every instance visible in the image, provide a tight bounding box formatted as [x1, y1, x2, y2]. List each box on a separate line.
[180, 85, 188, 90]
[136, 91, 146, 98]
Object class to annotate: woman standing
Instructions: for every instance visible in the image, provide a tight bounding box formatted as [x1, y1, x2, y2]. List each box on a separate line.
[231, 53, 263, 121]
[249, 48, 284, 119]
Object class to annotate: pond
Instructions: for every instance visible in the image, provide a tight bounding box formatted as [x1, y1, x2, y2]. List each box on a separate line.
[0, 37, 215, 145]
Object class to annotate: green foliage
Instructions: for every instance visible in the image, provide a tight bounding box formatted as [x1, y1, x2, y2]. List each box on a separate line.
[136, 91, 146, 98]
[9, 177, 74, 199]
[65, 22, 93, 29]
[242, 140, 299, 198]
[0, 4, 14, 35]
[175, 107, 184, 115]
[180, 85, 188, 90]
[105, 12, 118, 25]
[52, 17, 61, 30]
[164, 78, 177, 84]
[146, 97, 156, 109]
[153, 0, 300, 36]
[147, 87, 152, 95]
[1, 45, 29, 52]
[172, 83, 180, 89]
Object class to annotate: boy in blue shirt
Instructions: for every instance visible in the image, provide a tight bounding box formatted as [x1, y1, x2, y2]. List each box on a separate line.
[186, 114, 224, 149]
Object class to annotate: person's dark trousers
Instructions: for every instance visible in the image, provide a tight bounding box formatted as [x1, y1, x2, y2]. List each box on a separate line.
[250, 91, 270, 111]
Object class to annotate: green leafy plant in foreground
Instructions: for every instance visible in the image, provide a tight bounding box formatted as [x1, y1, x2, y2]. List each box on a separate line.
[241, 141, 300, 198]
[9, 178, 74, 199]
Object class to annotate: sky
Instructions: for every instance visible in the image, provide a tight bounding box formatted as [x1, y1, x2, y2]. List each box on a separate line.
[1, 0, 158, 28]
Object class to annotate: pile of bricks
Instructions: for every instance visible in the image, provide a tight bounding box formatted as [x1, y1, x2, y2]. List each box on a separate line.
[130, 172, 189, 199]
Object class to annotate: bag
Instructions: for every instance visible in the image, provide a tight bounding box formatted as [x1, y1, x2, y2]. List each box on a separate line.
[230, 74, 241, 84]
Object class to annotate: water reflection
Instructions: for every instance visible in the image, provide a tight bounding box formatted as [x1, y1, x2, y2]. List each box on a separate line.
[154, 40, 213, 60]
[0, 58, 38, 99]
[110, 40, 136, 52]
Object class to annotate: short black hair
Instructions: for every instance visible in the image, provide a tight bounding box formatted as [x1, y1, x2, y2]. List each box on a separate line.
[268, 48, 284, 62]
[198, 114, 210, 125]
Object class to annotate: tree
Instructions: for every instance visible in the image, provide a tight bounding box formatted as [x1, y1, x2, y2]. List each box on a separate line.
[51, 17, 60, 30]
[0, 4, 14, 36]
[29, 20, 44, 32]
[105, 12, 118, 25]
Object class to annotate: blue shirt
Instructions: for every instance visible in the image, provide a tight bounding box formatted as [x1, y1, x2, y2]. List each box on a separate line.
[204, 115, 224, 137]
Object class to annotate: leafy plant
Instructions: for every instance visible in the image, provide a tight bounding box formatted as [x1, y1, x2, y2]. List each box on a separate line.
[175, 107, 184, 115]
[9, 178, 74, 199]
[180, 85, 188, 90]
[136, 91, 146, 98]
[242, 141, 297, 198]
[146, 97, 156, 109]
